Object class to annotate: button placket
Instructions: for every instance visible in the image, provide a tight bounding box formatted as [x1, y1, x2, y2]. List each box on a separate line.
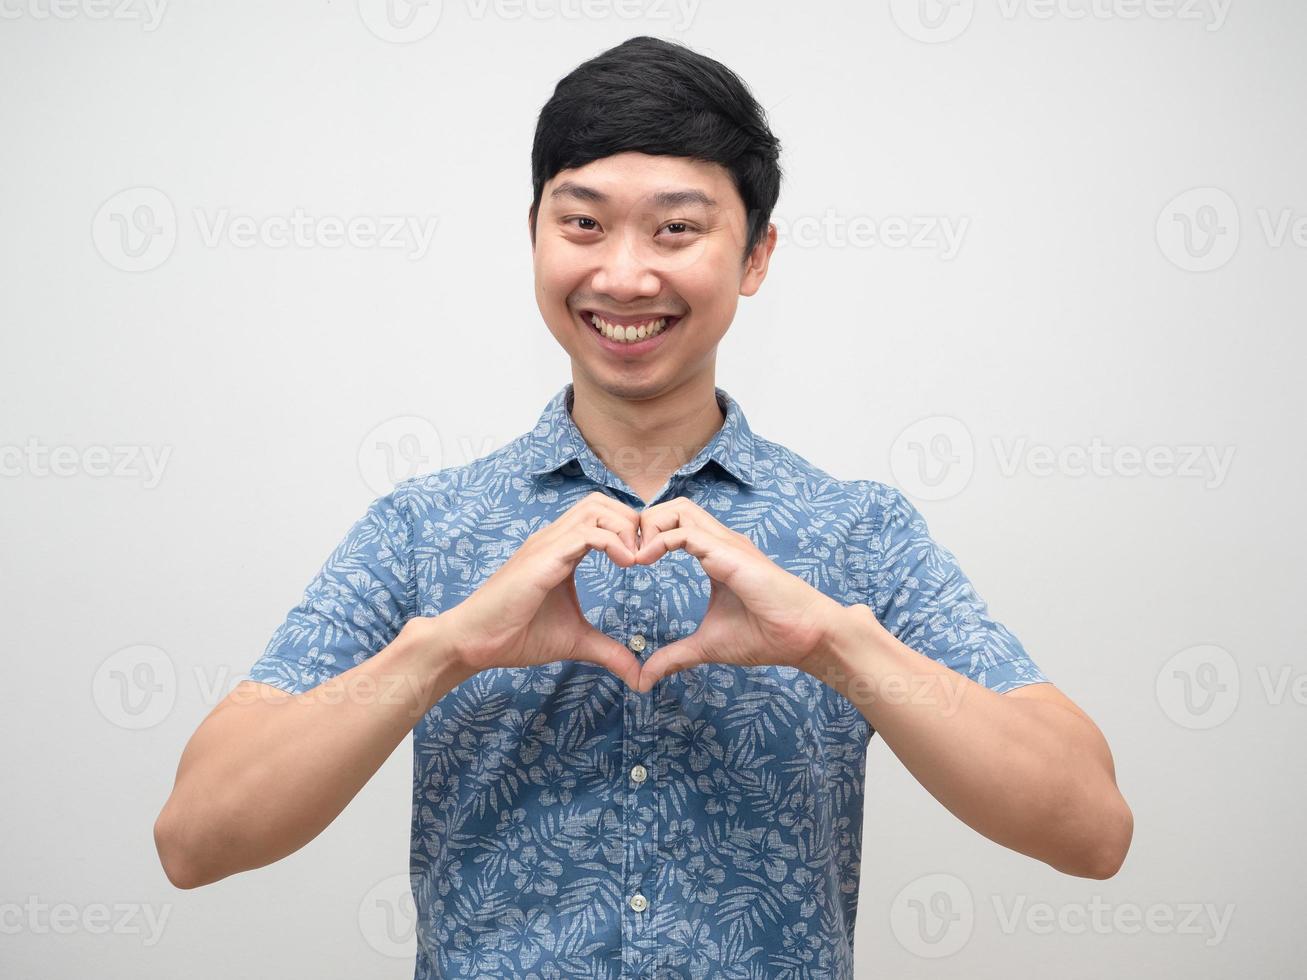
[620, 563, 659, 972]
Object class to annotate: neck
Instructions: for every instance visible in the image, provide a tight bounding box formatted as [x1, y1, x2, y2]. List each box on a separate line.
[568, 373, 726, 504]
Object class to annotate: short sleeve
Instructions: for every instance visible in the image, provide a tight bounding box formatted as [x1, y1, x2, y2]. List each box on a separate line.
[866, 487, 1049, 694]
[244, 490, 416, 695]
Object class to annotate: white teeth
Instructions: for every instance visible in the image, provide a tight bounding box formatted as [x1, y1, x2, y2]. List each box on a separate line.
[587, 312, 670, 344]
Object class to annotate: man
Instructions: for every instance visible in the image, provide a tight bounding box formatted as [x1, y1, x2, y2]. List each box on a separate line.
[154, 35, 1132, 979]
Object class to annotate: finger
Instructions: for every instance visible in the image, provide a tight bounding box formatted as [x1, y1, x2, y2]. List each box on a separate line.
[567, 492, 642, 555]
[637, 499, 690, 544]
[554, 526, 637, 574]
[635, 523, 734, 571]
[637, 640, 704, 692]
[636, 499, 734, 561]
[639, 496, 727, 530]
[590, 508, 640, 557]
[636, 506, 687, 562]
[573, 626, 643, 689]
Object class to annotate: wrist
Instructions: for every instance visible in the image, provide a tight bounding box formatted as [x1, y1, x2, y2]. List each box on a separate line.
[400, 613, 479, 691]
[805, 602, 886, 692]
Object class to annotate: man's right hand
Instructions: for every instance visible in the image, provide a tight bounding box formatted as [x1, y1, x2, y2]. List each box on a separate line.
[434, 491, 646, 688]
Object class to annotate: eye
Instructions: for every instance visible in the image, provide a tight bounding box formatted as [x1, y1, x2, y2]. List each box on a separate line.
[564, 216, 600, 232]
[658, 221, 701, 242]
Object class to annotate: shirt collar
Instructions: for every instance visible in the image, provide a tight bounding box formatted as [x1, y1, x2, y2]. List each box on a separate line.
[525, 382, 758, 489]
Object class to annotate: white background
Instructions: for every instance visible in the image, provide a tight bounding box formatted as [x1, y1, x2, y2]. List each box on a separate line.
[1, 1, 1303, 976]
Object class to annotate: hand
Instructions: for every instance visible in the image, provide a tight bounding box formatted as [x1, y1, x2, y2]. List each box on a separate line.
[441, 492, 645, 689]
[631, 497, 845, 692]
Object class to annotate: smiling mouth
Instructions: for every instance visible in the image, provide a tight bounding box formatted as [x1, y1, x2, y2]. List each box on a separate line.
[582, 309, 684, 344]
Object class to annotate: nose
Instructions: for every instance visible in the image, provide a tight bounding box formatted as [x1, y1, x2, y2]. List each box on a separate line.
[590, 230, 662, 303]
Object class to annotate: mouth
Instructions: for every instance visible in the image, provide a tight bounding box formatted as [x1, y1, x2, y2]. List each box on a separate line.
[579, 308, 684, 354]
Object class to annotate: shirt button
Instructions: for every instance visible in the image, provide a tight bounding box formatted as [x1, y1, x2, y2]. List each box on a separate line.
[630, 764, 648, 784]
[628, 633, 646, 653]
[629, 893, 648, 912]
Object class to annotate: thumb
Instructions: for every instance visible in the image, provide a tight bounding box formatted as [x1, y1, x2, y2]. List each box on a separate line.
[573, 626, 643, 690]
[636, 639, 705, 694]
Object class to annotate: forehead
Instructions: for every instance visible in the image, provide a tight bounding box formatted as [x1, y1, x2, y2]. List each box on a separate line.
[542, 151, 739, 213]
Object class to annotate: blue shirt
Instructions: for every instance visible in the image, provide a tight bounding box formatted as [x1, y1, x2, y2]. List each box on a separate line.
[246, 382, 1049, 979]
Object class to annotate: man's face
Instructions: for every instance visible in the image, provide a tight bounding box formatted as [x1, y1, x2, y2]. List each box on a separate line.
[530, 151, 775, 400]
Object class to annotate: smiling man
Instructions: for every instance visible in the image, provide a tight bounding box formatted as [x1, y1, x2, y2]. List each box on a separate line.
[154, 35, 1132, 979]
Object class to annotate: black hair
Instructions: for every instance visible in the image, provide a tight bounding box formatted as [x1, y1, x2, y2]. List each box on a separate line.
[529, 35, 783, 260]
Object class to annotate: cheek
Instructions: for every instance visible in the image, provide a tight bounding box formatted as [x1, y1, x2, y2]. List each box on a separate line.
[536, 249, 585, 300]
[677, 260, 737, 315]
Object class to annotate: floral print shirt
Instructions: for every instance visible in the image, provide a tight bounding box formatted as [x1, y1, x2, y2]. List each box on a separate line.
[246, 382, 1049, 978]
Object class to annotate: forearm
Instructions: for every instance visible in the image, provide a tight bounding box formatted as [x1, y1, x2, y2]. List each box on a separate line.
[155, 616, 473, 888]
[806, 603, 1130, 878]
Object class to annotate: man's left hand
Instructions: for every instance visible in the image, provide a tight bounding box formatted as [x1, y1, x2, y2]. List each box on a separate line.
[630, 497, 850, 692]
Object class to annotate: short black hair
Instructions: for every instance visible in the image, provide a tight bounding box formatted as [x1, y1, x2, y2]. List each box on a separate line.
[530, 35, 783, 260]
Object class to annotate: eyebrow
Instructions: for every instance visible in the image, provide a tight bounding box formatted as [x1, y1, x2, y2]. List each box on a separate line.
[549, 180, 718, 210]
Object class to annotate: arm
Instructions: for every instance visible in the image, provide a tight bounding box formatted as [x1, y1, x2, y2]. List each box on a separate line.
[626, 492, 1132, 877]
[154, 490, 645, 890]
[152, 616, 472, 890]
[807, 603, 1133, 879]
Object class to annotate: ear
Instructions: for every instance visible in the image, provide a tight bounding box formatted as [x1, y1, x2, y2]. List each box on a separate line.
[739, 222, 777, 298]
[527, 203, 537, 251]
